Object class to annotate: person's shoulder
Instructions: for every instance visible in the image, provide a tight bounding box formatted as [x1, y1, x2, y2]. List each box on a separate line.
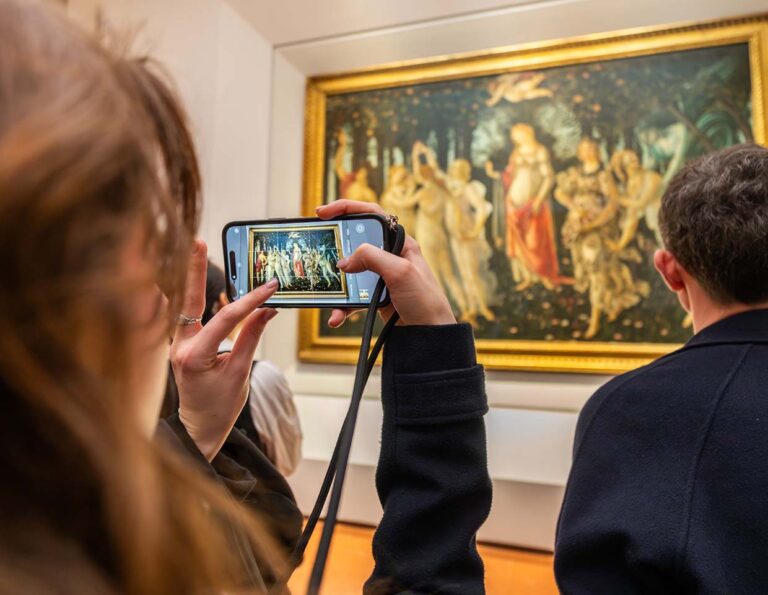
[573, 348, 689, 454]
[574, 343, 747, 456]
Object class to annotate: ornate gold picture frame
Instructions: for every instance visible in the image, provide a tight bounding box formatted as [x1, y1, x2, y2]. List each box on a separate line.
[298, 15, 768, 374]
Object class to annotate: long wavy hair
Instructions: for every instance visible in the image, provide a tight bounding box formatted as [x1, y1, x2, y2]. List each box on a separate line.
[0, 1, 280, 593]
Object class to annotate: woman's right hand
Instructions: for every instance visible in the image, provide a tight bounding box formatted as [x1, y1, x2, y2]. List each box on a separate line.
[316, 200, 456, 328]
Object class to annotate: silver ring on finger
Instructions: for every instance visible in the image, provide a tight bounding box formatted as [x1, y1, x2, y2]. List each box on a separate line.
[177, 314, 202, 326]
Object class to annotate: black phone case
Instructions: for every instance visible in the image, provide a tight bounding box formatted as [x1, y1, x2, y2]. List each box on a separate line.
[222, 213, 393, 308]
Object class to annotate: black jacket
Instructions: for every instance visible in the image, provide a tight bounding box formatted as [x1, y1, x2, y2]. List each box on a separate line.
[165, 323, 492, 594]
[366, 323, 492, 595]
[157, 414, 303, 559]
[556, 309, 768, 594]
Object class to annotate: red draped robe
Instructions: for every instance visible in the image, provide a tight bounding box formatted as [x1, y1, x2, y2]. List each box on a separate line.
[502, 164, 563, 284]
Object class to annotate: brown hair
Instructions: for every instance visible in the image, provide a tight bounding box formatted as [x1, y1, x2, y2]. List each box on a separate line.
[0, 1, 279, 593]
[659, 143, 768, 305]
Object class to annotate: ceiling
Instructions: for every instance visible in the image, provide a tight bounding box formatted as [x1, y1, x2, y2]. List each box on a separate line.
[225, 0, 538, 46]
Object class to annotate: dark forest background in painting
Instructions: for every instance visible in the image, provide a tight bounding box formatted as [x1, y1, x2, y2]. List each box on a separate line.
[318, 44, 753, 343]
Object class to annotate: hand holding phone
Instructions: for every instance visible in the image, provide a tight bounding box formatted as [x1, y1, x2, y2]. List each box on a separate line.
[223, 213, 391, 308]
[317, 200, 456, 328]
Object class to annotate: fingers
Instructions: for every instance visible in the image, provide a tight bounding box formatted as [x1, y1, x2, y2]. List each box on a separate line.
[337, 243, 410, 283]
[192, 279, 279, 352]
[174, 239, 208, 340]
[327, 308, 365, 328]
[328, 309, 347, 328]
[228, 308, 279, 371]
[316, 199, 386, 220]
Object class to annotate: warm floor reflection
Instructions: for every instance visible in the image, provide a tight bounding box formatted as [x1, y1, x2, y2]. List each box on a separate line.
[288, 521, 557, 594]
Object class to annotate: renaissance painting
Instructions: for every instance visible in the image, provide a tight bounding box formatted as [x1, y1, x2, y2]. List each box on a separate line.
[249, 226, 347, 298]
[299, 16, 768, 373]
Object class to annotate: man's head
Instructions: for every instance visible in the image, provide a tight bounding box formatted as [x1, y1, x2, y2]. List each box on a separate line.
[655, 144, 768, 323]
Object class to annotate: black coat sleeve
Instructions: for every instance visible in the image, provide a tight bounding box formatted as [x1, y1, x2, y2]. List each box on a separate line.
[365, 323, 492, 595]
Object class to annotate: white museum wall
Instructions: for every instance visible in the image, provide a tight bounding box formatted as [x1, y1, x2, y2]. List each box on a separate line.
[262, 0, 768, 550]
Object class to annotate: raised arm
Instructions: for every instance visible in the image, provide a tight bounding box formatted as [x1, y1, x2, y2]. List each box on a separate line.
[484, 160, 501, 180]
[315, 200, 492, 595]
[366, 324, 491, 595]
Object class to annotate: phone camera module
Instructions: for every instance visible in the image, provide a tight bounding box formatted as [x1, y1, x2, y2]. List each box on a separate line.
[355, 223, 365, 234]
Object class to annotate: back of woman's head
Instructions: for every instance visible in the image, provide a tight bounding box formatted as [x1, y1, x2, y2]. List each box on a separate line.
[0, 2, 276, 593]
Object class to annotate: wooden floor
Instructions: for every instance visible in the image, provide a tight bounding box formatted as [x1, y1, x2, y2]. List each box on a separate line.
[288, 522, 557, 594]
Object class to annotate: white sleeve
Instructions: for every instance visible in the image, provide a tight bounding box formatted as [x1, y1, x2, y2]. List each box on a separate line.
[247, 360, 303, 476]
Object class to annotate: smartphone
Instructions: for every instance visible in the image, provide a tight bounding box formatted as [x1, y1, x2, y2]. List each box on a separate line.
[222, 214, 390, 308]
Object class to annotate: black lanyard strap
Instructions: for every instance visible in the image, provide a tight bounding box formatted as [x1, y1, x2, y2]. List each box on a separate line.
[270, 221, 406, 595]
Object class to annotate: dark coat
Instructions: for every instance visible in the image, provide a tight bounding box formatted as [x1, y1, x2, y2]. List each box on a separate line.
[556, 309, 768, 594]
[366, 323, 492, 594]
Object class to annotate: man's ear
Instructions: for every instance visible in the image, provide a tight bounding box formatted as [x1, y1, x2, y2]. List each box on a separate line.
[654, 249, 686, 292]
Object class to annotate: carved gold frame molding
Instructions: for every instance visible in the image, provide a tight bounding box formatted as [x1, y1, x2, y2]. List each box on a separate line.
[298, 14, 768, 374]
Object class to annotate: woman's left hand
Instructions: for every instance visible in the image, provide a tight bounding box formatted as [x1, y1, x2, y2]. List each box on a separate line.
[170, 240, 279, 461]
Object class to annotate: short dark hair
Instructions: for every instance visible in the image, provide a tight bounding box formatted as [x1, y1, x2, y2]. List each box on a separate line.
[659, 143, 768, 304]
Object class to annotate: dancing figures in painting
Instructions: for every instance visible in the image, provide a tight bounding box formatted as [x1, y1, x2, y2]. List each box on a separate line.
[411, 142, 470, 319]
[436, 158, 497, 326]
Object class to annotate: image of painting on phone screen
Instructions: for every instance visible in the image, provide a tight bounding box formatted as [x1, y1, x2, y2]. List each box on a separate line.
[249, 225, 347, 299]
[225, 217, 386, 306]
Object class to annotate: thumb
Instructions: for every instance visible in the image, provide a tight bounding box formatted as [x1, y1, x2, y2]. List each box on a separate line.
[337, 243, 409, 283]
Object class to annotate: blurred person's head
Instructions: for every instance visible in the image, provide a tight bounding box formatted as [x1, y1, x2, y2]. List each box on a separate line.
[655, 144, 768, 332]
[0, 1, 276, 592]
[203, 260, 227, 325]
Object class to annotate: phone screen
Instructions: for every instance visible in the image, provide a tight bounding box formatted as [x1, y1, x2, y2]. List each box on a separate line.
[224, 217, 387, 307]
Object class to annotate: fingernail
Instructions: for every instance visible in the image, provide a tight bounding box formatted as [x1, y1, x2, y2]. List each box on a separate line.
[265, 278, 279, 289]
[337, 258, 349, 269]
[265, 309, 279, 321]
